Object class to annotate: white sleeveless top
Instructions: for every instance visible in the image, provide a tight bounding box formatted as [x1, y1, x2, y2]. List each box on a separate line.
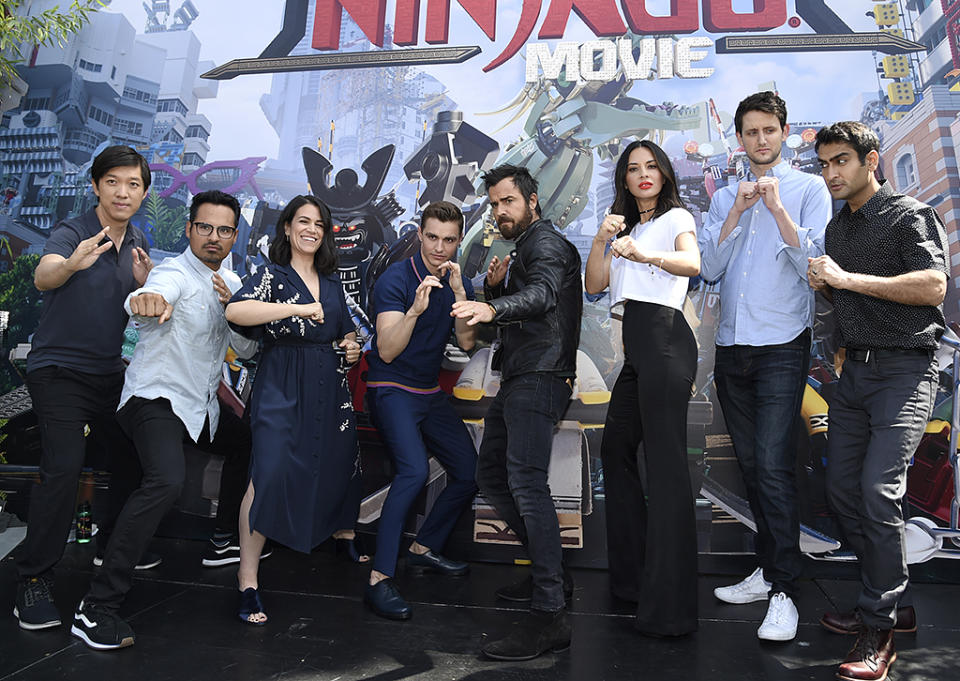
[608, 207, 696, 312]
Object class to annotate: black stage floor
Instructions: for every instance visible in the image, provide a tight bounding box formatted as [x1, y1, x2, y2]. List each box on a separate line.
[1, 539, 958, 681]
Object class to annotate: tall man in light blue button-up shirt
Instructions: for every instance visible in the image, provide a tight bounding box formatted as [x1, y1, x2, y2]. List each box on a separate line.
[70, 190, 257, 651]
[699, 92, 831, 642]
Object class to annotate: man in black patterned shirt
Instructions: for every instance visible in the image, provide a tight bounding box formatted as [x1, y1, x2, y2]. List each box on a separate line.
[808, 121, 949, 681]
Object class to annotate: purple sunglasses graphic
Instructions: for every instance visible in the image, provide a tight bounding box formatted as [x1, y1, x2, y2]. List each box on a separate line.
[149, 156, 266, 199]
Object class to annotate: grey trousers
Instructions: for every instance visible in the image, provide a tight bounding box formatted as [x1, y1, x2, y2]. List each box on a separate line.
[825, 349, 938, 629]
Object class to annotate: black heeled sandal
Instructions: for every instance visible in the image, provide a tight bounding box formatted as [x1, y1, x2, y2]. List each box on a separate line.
[334, 535, 372, 563]
[238, 587, 267, 626]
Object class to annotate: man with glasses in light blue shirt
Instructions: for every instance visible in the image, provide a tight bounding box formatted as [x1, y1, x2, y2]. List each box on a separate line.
[70, 190, 258, 651]
[699, 91, 831, 642]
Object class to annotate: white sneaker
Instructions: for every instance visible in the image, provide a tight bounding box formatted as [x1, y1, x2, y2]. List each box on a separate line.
[757, 592, 798, 641]
[713, 567, 771, 604]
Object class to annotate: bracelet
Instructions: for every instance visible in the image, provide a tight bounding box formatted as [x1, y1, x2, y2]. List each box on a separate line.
[658, 257, 664, 271]
[487, 302, 497, 317]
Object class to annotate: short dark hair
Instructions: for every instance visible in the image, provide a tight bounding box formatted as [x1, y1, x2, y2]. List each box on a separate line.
[814, 121, 879, 163]
[420, 200, 464, 234]
[90, 145, 151, 190]
[189, 190, 240, 225]
[481, 164, 541, 216]
[734, 91, 787, 134]
[611, 140, 686, 235]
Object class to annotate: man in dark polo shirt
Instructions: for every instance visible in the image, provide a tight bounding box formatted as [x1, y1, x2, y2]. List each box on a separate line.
[363, 200, 478, 620]
[809, 121, 949, 681]
[14, 146, 153, 631]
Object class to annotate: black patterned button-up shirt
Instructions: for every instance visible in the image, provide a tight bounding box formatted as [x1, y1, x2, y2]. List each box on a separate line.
[825, 180, 950, 351]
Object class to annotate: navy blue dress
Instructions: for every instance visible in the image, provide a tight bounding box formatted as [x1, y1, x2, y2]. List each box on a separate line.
[231, 263, 360, 553]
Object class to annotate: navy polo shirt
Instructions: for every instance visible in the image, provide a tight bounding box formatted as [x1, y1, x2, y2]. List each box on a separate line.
[28, 207, 150, 375]
[366, 250, 474, 391]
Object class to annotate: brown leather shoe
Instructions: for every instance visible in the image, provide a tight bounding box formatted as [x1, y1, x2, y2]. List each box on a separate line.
[820, 606, 916, 635]
[836, 627, 896, 681]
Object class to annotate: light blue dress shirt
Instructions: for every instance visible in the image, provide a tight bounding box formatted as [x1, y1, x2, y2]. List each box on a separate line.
[699, 161, 831, 347]
[118, 249, 258, 441]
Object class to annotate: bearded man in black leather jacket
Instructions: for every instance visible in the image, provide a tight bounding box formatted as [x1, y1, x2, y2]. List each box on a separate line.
[452, 165, 582, 662]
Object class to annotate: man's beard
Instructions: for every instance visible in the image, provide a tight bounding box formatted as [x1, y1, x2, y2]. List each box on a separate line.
[497, 206, 535, 240]
[196, 244, 224, 264]
[746, 143, 782, 169]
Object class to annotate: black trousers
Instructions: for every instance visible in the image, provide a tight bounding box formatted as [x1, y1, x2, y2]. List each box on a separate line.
[826, 350, 938, 628]
[208, 404, 252, 535]
[601, 301, 699, 636]
[97, 398, 253, 542]
[85, 397, 186, 611]
[17, 366, 136, 578]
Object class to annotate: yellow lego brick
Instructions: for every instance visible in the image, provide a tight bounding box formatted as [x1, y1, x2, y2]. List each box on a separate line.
[887, 81, 915, 105]
[882, 55, 909, 79]
[874, 2, 900, 26]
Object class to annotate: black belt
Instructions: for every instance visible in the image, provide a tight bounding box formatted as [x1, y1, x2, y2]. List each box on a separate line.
[845, 347, 932, 362]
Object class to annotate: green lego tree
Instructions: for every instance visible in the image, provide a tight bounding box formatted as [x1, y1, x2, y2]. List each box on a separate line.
[142, 189, 188, 252]
[0, 1, 105, 96]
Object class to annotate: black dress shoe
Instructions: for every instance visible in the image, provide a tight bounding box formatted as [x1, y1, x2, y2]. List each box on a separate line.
[821, 606, 916, 635]
[481, 608, 571, 661]
[364, 578, 412, 620]
[495, 570, 574, 603]
[406, 550, 469, 576]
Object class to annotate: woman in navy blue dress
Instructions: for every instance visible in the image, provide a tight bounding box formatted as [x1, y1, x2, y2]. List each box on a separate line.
[225, 195, 362, 624]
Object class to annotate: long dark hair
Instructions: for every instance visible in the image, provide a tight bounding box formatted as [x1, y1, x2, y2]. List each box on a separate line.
[269, 195, 338, 275]
[610, 140, 685, 237]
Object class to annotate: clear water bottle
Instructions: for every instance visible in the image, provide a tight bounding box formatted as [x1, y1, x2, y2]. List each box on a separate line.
[76, 501, 92, 544]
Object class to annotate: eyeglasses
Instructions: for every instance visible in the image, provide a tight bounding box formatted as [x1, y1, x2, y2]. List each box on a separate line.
[192, 221, 238, 239]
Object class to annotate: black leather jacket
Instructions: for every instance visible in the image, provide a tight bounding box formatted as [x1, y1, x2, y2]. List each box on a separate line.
[484, 219, 582, 381]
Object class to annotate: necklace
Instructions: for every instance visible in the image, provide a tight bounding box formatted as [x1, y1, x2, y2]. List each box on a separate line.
[637, 206, 656, 215]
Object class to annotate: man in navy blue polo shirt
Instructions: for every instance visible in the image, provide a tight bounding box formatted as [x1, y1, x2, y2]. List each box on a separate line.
[13, 146, 153, 631]
[363, 200, 479, 620]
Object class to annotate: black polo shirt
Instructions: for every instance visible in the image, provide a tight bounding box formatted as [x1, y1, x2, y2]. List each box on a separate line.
[28, 207, 150, 375]
[825, 180, 949, 351]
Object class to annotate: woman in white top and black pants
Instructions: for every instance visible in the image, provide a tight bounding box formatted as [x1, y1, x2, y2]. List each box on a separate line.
[585, 140, 701, 637]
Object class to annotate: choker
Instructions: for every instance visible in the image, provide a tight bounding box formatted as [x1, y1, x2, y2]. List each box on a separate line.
[637, 206, 656, 215]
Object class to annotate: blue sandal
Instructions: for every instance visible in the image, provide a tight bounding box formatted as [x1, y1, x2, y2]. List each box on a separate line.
[238, 587, 267, 625]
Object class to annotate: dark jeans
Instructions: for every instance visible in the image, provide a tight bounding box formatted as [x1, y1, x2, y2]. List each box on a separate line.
[713, 330, 810, 599]
[826, 350, 937, 628]
[477, 372, 572, 612]
[368, 388, 478, 577]
[17, 366, 133, 579]
[85, 397, 186, 611]
[602, 301, 699, 635]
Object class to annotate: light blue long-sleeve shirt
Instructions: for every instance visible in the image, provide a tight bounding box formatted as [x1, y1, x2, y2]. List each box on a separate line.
[699, 161, 831, 347]
[119, 249, 258, 441]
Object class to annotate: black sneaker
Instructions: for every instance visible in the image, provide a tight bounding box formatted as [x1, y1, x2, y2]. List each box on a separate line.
[202, 537, 273, 568]
[14, 574, 61, 630]
[70, 600, 135, 650]
[93, 551, 163, 570]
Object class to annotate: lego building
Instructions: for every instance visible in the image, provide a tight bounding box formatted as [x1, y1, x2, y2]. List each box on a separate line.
[881, 84, 960, 317]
